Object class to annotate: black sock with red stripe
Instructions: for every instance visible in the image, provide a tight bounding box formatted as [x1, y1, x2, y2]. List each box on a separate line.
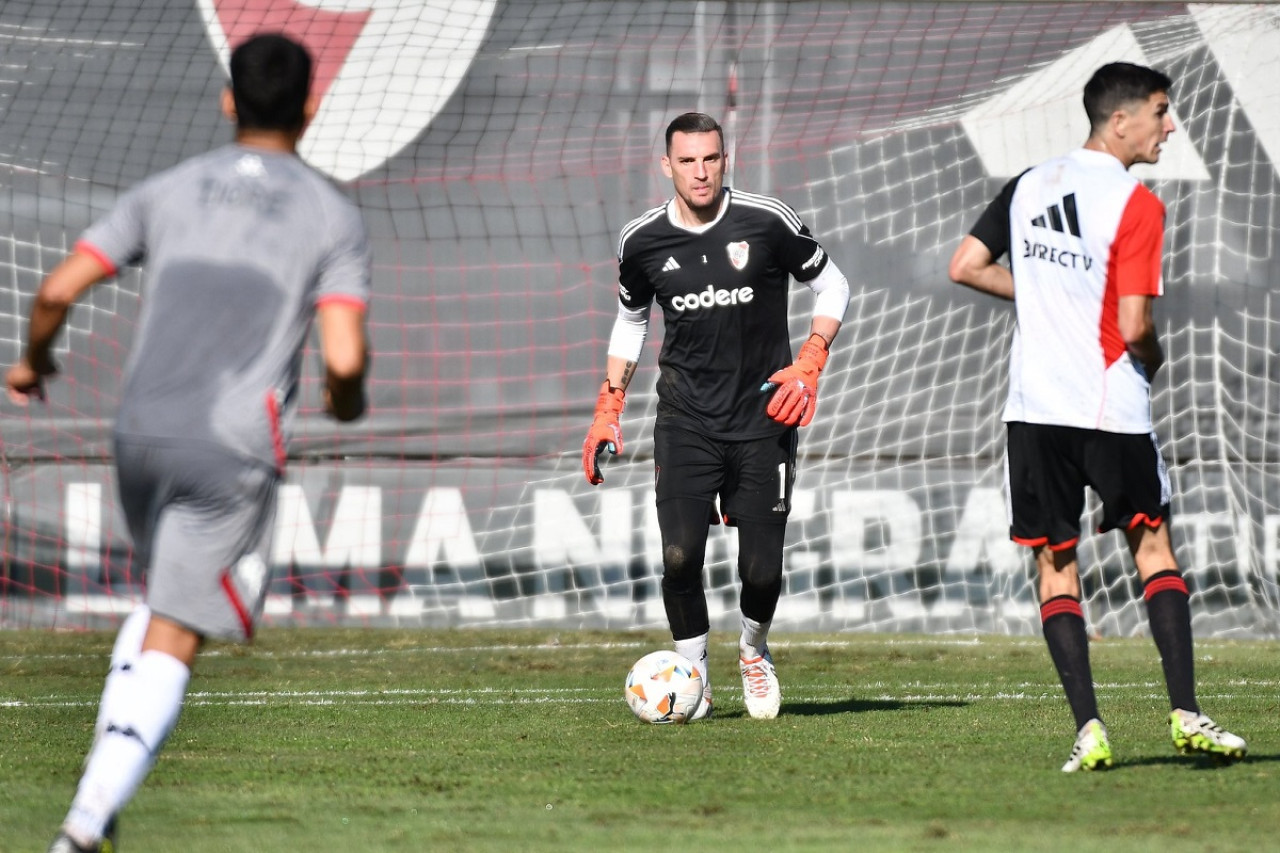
[1143, 570, 1198, 713]
[1040, 596, 1099, 730]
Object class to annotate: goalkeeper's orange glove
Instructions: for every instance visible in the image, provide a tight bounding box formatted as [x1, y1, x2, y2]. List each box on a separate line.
[583, 381, 626, 485]
[761, 334, 829, 427]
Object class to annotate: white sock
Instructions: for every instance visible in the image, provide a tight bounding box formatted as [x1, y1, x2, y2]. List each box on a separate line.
[740, 616, 771, 659]
[64, 649, 190, 846]
[94, 605, 151, 741]
[674, 633, 711, 695]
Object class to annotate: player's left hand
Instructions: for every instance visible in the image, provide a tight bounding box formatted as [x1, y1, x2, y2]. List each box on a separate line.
[760, 335, 829, 427]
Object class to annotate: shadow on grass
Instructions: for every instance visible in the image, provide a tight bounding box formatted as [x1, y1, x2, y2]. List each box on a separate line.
[713, 697, 969, 719]
[789, 697, 970, 716]
[1112, 752, 1277, 770]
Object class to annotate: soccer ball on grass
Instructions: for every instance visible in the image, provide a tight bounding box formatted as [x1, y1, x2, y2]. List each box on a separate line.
[624, 650, 704, 724]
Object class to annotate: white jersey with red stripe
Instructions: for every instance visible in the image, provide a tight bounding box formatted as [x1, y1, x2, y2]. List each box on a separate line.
[970, 148, 1164, 434]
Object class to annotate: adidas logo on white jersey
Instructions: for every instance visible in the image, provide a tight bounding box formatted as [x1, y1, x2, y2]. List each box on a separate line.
[1031, 193, 1081, 237]
[662, 257, 681, 272]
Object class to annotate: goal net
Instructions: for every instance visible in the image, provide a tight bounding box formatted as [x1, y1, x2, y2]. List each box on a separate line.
[3, 1, 1279, 638]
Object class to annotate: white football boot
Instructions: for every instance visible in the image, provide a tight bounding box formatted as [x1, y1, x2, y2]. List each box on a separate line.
[1061, 718, 1112, 772]
[739, 647, 780, 719]
[1170, 709, 1246, 761]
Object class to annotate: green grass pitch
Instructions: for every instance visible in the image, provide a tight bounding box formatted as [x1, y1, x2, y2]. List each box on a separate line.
[2, 628, 1278, 852]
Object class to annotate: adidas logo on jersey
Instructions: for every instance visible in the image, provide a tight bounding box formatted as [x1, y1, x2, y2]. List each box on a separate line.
[662, 257, 681, 272]
[1031, 193, 1081, 237]
[671, 284, 755, 312]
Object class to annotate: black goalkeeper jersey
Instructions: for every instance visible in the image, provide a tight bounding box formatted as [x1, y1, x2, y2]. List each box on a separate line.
[616, 188, 830, 440]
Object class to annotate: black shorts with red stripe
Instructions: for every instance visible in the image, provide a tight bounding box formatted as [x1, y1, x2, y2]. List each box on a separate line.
[1005, 421, 1171, 550]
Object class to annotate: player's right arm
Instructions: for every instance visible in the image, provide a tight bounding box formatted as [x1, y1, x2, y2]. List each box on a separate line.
[5, 250, 112, 404]
[603, 303, 647, 392]
[583, 300, 651, 485]
[949, 174, 1021, 301]
[8, 178, 149, 405]
[949, 235, 1013, 300]
[583, 239, 654, 485]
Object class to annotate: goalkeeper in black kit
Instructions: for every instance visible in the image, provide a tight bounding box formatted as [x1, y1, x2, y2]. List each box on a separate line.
[582, 112, 849, 719]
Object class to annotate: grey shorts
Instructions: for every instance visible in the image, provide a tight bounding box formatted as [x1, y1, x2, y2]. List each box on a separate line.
[114, 435, 279, 641]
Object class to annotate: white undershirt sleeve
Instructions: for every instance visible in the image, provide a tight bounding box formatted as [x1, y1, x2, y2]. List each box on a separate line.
[607, 301, 650, 362]
[806, 258, 850, 322]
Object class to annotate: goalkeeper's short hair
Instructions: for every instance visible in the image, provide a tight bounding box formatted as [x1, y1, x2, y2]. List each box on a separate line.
[665, 112, 724, 155]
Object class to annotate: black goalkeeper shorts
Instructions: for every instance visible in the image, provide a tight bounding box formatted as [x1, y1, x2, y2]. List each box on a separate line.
[653, 423, 797, 526]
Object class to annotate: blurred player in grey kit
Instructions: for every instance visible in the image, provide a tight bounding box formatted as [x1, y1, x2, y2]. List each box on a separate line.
[5, 33, 372, 852]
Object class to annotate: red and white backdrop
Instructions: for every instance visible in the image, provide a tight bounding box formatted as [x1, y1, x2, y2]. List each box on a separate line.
[3, 1, 1279, 636]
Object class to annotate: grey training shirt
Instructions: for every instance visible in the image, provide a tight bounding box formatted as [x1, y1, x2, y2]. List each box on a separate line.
[79, 143, 371, 469]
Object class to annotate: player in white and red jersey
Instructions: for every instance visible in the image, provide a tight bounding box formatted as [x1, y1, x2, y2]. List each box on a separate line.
[950, 62, 1245, 771]
[7, 35, 370, 852]
[583, 112, 849, 720]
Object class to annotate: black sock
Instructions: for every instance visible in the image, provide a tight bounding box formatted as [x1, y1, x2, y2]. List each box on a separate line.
[1143, 571, 1198, 714]
[1041, 596, 1100, 730]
